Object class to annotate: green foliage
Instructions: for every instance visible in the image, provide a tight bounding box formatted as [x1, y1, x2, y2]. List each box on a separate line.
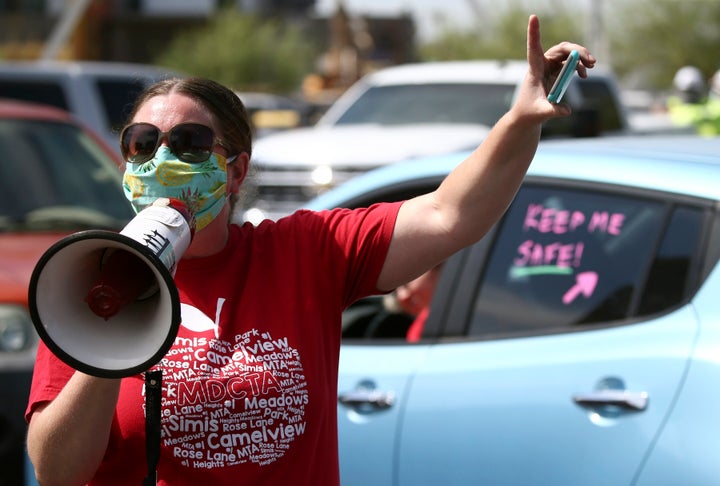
[608, 0, 720, 89]
[420, 0, 720, 92]
[420, 1, 584, 61]
[154, 9, 317, 94]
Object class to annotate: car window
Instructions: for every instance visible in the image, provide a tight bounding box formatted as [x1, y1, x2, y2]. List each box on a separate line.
[338, 178, 442, 340]
[467, 184, 703, 338]
[96, 78, 151, 135]
[0, 80, 69, 110]
[334, 84, 515, 127]
[637, 205, 703, 315]
[0, 118, 133, 229]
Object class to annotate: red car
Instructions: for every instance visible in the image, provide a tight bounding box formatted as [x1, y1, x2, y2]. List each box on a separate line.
[0, 99, 132, 486]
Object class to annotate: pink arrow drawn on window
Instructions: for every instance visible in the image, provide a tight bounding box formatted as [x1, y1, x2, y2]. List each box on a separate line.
[562, 271, 598, 305]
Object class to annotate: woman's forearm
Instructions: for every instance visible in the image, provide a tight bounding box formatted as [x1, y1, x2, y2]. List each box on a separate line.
[27, 371, 121, 486]
[377, 110, 543, 292]
[433, 107, 543, 245]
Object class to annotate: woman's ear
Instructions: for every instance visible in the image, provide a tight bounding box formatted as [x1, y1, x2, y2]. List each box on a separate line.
[227, 152, 249, 194]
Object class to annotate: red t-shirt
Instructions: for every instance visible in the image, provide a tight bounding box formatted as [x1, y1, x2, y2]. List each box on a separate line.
[26, 203, 401, 486]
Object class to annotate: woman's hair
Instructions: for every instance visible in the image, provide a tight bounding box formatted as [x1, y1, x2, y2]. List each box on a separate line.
[126, 76, 253, 159]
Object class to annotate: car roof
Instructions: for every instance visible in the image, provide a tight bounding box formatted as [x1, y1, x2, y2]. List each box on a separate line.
[362, 60, 617, 87]
[0, 97, 74, 121]
[0, 60, 181, 78]
[533, 136, 720, 198]
[304, 135, 720, 210]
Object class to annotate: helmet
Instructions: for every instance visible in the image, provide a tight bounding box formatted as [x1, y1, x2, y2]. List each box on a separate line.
[673, 66, 706, 103]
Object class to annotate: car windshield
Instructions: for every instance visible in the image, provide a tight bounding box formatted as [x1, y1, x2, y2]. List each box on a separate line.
[0, 118, 133, 231]
[334, 83, 516, 127]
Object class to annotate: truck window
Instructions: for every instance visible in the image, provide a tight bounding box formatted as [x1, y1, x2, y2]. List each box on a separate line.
[334, 84, 516, 128]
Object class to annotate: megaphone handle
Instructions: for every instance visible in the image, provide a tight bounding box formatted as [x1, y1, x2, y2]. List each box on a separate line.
[143, 370, 162, 485]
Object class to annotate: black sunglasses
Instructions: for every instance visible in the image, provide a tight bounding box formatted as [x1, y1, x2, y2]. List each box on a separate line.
[120, 122, 231, 164]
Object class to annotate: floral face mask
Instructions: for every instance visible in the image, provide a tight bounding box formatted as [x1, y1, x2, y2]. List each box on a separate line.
[122, 145, 232, 231]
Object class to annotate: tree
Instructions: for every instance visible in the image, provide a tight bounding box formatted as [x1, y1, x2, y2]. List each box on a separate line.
[419, 1, 584, 61]
[420, 0, 720, 94]
[608, 0, 720, 90]
[154, 9, 318, 94]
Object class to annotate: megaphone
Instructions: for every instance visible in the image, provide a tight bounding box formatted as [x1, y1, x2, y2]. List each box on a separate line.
[28, 198, 195, 378]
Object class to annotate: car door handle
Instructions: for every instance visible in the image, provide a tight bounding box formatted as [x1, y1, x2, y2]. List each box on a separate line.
[572, 389, 649, 411]
[338, 390, 395, 409]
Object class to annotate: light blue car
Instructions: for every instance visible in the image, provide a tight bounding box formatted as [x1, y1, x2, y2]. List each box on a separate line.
[304, 135, 720, 486]
[25, 135, 720, 485]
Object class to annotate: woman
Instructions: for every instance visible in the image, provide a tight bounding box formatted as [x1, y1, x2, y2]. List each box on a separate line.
[26, 15, 594, 486]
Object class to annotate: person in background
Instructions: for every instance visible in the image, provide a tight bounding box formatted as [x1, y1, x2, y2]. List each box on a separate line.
[710, 70, 720, 101]
[667, 65, 720, 136]
[394, 262, 444, 342]
[704, 69, 720, 135]
[25, 15, 594, 486]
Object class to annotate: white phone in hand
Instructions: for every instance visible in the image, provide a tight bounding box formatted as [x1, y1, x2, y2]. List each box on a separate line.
[547, 50, 580, 103]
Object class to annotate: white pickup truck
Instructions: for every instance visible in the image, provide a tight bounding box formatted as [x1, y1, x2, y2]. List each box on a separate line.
[245, 60, 630, 223]
[0, 61, 181, 153]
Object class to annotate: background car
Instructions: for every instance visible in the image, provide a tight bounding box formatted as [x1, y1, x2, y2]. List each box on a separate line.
[235, 91, 319, 139]
[0, 61, 182, 153]
[0, 98, 133, 486]
[303, 135, 720, 485]
[243, 60, 629, 222]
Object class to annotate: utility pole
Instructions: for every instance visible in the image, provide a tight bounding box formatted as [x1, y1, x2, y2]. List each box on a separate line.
[588, 0, 609, 64]
[41, 0, 93, 60]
